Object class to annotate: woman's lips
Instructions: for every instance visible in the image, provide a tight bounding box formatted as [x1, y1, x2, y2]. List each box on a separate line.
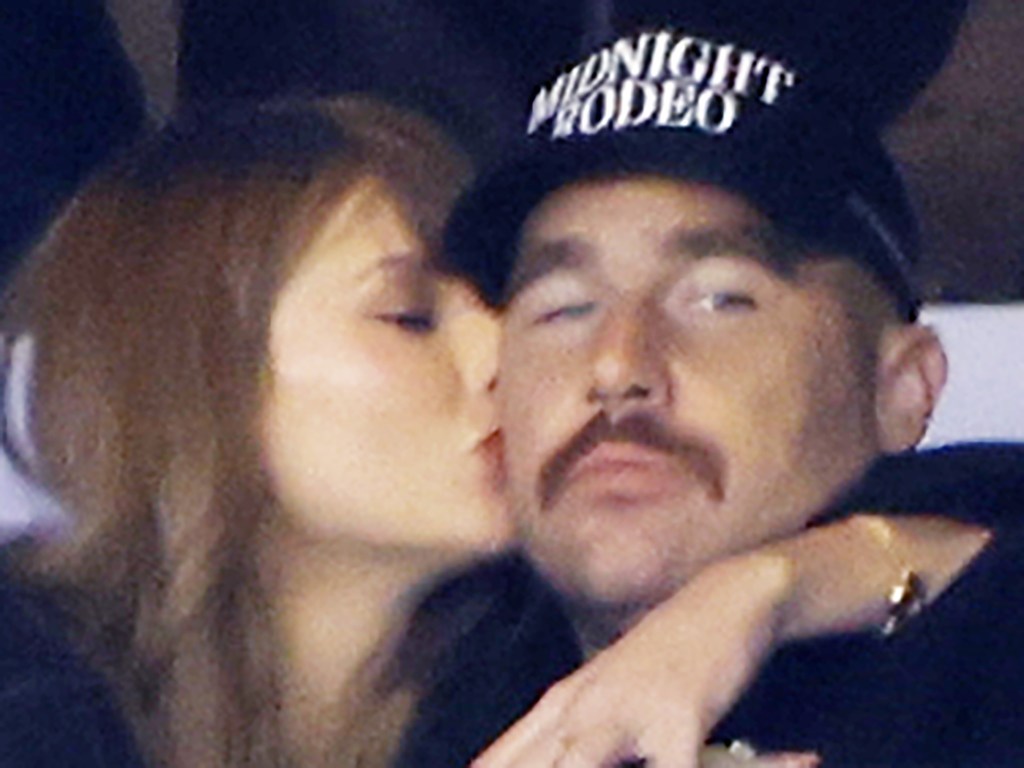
[476, 430, 506, 495]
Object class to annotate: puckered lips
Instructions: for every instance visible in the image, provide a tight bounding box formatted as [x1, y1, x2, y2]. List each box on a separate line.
[475, 429, 507, 496]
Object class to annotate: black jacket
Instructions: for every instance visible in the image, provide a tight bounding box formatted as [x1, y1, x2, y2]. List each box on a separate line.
[396, 443, 1024, 767]
[1, 444, 1020, 766]
[0, 572, 144, 767]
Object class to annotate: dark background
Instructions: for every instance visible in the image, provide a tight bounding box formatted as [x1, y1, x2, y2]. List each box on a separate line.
[2, 0, 1021, 301]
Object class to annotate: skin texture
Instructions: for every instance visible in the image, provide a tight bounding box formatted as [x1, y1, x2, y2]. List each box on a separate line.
[258, 178, 514, 761]
[261, 177, 509, 560]
[474, 176, 954, 768]
[477, 175, 952, 768]
[500, 176, 893, 618]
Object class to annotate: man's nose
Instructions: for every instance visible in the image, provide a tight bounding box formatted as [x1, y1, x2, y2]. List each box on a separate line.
[587, 302, 670, 418]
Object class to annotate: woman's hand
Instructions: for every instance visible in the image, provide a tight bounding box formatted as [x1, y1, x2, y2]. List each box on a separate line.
[471, 554, 796, 768]
[470, 514, 989, 768]
[700, 744, 819, 768]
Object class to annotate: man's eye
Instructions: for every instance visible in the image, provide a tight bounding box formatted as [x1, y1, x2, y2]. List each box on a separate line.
[696, 292, 757, 312]
[535, 302, 596, 325]
[377, 312, 436, 333]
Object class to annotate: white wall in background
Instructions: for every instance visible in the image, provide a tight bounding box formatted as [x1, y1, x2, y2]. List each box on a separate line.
[921, 303, 1024, 446]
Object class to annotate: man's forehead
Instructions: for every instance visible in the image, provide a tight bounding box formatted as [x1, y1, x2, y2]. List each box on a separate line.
[521, 175, 764, 235]
[510, 176, 804, 290]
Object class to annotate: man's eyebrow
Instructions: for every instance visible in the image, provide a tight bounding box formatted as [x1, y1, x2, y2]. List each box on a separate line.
[668, 226, 806, 275]
[508, 239, 587, 296]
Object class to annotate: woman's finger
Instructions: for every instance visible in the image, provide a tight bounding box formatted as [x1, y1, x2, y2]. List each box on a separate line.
[471, 680, 581, 766]
[699, 746, 820, 768]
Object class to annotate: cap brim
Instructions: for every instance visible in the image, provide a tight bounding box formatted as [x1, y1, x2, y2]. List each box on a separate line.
[445, 116, 919, 318]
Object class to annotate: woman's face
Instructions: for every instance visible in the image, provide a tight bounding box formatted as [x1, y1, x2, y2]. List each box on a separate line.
[261, 178, 509, 558]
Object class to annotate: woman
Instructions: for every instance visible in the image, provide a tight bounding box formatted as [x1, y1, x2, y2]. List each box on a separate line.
[0, 96, 509, 767]
[0, 94, 995, 768]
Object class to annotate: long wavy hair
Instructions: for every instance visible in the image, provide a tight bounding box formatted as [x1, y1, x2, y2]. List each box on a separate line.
[2, 96, 471, 767]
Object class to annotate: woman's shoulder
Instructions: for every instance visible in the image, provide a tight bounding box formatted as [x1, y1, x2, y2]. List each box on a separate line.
[0, 548, 146, 767]
[411, 553, 579, 670]
[394, 554, 581, 768]
[0, 551, 76, 679]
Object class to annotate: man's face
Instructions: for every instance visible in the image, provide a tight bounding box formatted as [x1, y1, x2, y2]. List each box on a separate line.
[498, 176, 887, 613]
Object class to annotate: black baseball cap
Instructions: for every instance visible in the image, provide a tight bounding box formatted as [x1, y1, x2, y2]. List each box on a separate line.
[445, 25, 922, 320]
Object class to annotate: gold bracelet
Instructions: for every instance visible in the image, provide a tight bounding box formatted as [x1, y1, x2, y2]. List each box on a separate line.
[882, 568, 927, 636]
[862, 517, 928, 637]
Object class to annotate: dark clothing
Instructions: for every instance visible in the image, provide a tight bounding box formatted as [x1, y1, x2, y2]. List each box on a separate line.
[0, 444, 1019, 766]
[713, 523, 1024, 767]
[823, 442, 1024, 529]
[712, 443, 1024, 766]
[393, 555, 580, 768]
[397, 443, 1024, 767]
[0, 573, 144, 767]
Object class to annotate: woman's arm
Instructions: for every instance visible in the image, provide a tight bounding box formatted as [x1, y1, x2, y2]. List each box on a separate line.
[761, 513, 990, 642]
[471, 444, 1020, 768]
[471, 513, 991, 768]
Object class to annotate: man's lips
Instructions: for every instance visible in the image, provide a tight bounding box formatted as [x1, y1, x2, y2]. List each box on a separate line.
[560, 441, 705, 508]
[567, 441, 679, 481]
[539, 413, 726, 510]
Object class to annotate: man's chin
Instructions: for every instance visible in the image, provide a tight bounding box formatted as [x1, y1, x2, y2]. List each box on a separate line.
[541, 547, 682, 620]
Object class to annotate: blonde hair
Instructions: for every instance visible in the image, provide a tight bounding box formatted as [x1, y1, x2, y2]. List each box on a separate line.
[3, 96, 470, 767]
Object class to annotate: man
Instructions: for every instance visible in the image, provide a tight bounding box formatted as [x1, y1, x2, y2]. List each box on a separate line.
[396, 19, 1024, 768]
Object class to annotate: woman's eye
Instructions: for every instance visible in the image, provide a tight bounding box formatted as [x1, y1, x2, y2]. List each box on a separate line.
[377, 311, 436, 333]
[535, 301, 596, 325]
[696, 292, 758, 312]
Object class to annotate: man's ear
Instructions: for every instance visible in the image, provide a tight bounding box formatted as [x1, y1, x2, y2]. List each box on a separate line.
[875, 323, 948, 451]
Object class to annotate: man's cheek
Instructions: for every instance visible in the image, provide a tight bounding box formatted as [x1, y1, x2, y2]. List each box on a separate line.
[508, 427, 540, 484]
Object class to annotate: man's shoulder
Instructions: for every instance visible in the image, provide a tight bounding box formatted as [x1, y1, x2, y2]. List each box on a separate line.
[827, 442, 1024, 526]
[718, 520, 1024, 766]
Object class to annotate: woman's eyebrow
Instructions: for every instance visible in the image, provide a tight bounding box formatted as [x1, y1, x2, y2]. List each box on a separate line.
[357, 252, 427, 281]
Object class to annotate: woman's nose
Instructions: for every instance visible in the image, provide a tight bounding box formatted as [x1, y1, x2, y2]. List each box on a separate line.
[449, 295, 500, 397]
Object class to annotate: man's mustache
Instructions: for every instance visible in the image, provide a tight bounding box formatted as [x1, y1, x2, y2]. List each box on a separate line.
[538, 412, 726, 509]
